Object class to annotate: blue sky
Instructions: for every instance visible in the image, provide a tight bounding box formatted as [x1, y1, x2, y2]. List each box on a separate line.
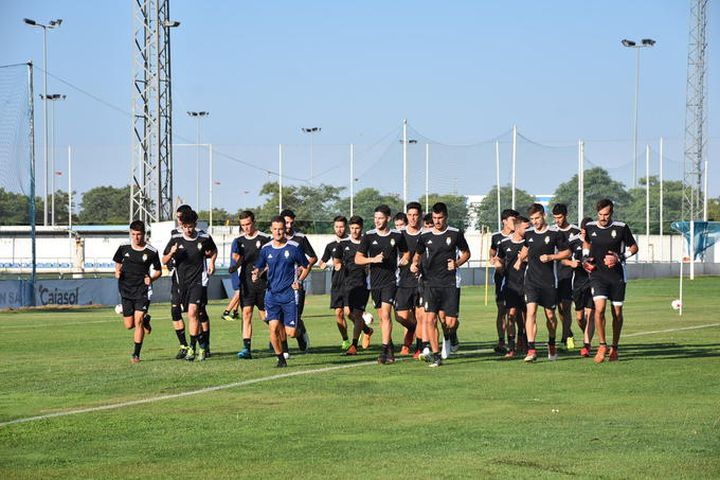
[2, 0, 717, 212]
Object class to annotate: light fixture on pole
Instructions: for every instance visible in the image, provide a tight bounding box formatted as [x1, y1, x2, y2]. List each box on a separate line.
[187, 111, 209, 209]
[24, 17, 62, 226]
[41, 93, 66, 226]
[621, 37, 656, 188]
[301, 127, 321, 185]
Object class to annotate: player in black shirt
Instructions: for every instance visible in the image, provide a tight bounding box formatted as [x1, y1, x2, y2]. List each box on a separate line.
[412, 202, 471, 367]
[494, 216, 530, 359]
[162, 210, 217, 362]
[166, 204, 194, 358]
[356, 204, 410, 364]
[332, 215, 374, 355]
[561, 217, 596, 357]
[113, 220, 162, 363]
[582, 199, 638, 363]
[519, 203, 570, 363]
[233, 210, 272, 360]
[395, 203, 423, 356]
[551, 203, 581, 351]
[319, 216, 351, 351]
[282, 209, 318, 352]
[490, 209, 519, 354]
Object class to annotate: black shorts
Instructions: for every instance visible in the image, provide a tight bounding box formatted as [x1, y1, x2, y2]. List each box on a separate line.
[556, 278, 573, 302]
[180, 284, 204, 310]
[424, 286, 460, 317]
[121, 297, 149, 317]
[503, 286, 525, 310]
[170, 279, 182, 307]
[573, 283, 594, 311]
[494, 272, 504, 302]
[330, 287, 345, 309]
[395, 286, 418, 311]
[241, 285, 266, 310]
[417, 283, 426, 310]
[201, 285, 208, 306]
[590, 276, 627, 305]
[524, 283, 557, 309]
[345, 285, 369, 311]
[371, 285, 397, 309]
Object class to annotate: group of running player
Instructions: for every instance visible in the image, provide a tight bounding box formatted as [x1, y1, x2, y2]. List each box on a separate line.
[113, 196, 637, 367]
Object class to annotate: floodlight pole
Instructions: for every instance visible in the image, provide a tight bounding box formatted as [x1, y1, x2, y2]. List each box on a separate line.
[511, 125, 517, 209]
[278, 144, 283, 213]
[302, 127, 321, 186]
[659, 137, 664, 261]
[425, 143, 430, 213]
[350, 143, 354, 216]
[578, 140, 585, 225]
[402, 119, 408, 209]
[645, 145, 651, 261]
[208, 144, 213, 228]
[495, 141, 501, 231]
[187, 110, 209, 210]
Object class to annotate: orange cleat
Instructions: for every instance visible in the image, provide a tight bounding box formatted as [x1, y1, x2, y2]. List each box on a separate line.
[579, 347, 591, 358]
[504, 349, 516, 360]
[362, 328, 373, 350]
[399, 345, 411, 356]
[345, 344, 358, 356]
[594, 345, 608, 364]
[412, 349, 422, 360]
[523, 349, 537, 363]
[608, 347, 619, 362]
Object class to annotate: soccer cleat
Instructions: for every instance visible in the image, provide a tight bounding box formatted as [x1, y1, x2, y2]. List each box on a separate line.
[222, 311, 235, 321]
[386, 348, 396, 364]
[131, 355, 141, 364]
[377, 352, 387, 365]
[579, 347, 591, 358]
[361, 328, 373, 350]
[441, 337, 451, 360]
[594, 345, 608, 364]
[142, 314, 152, 334]
[429, 357, 442, 368]
[504, 350, 516, 360]
[608, 347, 619, 362]
[420, 347, 432, 362]
[237, 348, 252, 360]
[341, 339, 351, 351]
[205, 348, 212, 358]
[345, 344, 358, 356]
[523, 349, 538, 363]
[197, 348, 207, 362]
[184, 347, 196, 362]
[175, 345, 189, 360]
[566, 336, 575, 351]
[412, 349, 422, 360]
[548, 344, 558, 361]
[276, 358, 288, 368]
[494, 342, 508, 354]
[450, 341, 460, 353]
[399, 345, 411, 356]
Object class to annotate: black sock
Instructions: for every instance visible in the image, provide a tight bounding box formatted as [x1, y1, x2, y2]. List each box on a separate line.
[297, 319, 306, 335]
[498, 336, 505, 344]
[433, 352, 441, 360]
[133, 342, 142, 357]
[508, 335, 516, 348]
[611, 344, 618, 349]
[382, 343, 388, 353]
[198, 331, 208, 350]
[204, 327, 210, 347]
[243, 338, 251, 350]
[222, 310, 229, 315]
[422, 341, 430, 350]
[548, 337, 556, 346]
[281, 340, 289, 353]
[352, 338, 358, 347]
[415, 338, 422, 350]
[584, 342, 591, 349]
[600, 342, 607, 346]
[276, 353, 285, 362]
[175, 328, 188, 347]
[362, 324, 372, 334]
[190, 335, 197, 350]
[528, 342, 536, 350]
[450, 330, 458, 344]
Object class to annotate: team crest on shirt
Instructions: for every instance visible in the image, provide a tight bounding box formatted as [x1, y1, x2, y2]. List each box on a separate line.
[591, 232, 597, 237]
[268, 253, 273, 259]
[256, 240, 261, 248]
[611, 230, 617, 238]
[284, 250, 290, 258]
[124, 252, 130, 257]
[446, 237, 452, 246]
[528, 238, 534, 243]
[142, 254, 147, 261]
[544, 236, 550, 244]
[390, 238, 396, 247]
[197, 243, 203, 250]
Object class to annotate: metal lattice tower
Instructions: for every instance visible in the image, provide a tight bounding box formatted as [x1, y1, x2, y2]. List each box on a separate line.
[131, 0, 176, 223]
[683, 0, 709, 222]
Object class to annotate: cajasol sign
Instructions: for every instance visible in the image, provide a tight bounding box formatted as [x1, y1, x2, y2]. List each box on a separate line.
[33, 279, 120, 306]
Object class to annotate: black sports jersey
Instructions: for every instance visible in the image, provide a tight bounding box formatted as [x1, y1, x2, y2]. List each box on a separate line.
[496, 237, 526, 292]
[287, 231, 317, 259]
[358, 229, 408, 289]
[491, 230, 511, 255]
[398, 228, 422, 288]
[584, 220, 637, 281]
[551, 224, 581, 280]
[322, 237, 347, 290]
[416, 226, 470, 288]
[164, 231, 217, 287]
[567, 234, 589, 288]
[333, 237, 366, 288]
[113, 243, 161, 300]
[237, 231, 271, 289]
[523, 226, 569, 288]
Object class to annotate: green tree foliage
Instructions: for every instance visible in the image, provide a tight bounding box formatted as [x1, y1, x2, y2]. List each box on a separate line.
[197, 208, 232, 227]
[424, 193, 470, 231]
[472, 185, 535, 231]
[252, 182, 344, 233]
[78, 185, 131, 224]
[333, 188, 404, 227]
[707, 197, 720, 222]
[625, 177, 684, 234]
[551, 167, 631, 223]
[0, 188, 33, 225]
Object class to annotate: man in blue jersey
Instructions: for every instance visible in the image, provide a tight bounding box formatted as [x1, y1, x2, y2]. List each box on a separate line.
[253, 216, 310, 368]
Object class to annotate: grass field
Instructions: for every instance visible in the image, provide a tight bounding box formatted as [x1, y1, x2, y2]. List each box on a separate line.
[1, 277, 719, 479]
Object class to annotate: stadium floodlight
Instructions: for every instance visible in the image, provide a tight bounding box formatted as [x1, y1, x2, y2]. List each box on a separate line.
[40, 93, 66, 226]
[187, 111, 210, 209]
[163, 20, 180, 28]
[621, 37, 656, 188]
[302, 127, 322, 185]
[24, 16, 63, 226]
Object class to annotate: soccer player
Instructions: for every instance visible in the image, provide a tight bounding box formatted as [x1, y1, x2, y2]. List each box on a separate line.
[281, 209, 317, 352]
[319, 215, 350, 351]
[490, 209, 519, 354]
[551, 203, 581, 350]
[411, 202, 471, 367]
[520, 203, 570, 363]
[395, 203, 422, 356]
[355, 204, 410, 364]
[394, 212, 408, 230]
[113, 220, 162, 363]
[221, 218, 242, 322]
[232, 210, 271, 360]
[162, 210, 217, 362]
[333, 215, 374, 355]
[167, 204, 194, 359]
[582, 199, 638, 363]
[253, 215, 310, 368]
[562, 217, 596, 357]
[494, 216, 531, 359]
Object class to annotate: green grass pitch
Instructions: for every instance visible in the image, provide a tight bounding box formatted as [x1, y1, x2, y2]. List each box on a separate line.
[1, 277, 719, 479]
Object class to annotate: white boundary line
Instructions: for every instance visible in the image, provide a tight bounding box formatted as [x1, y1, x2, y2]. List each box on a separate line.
[2, 322, 717, 428]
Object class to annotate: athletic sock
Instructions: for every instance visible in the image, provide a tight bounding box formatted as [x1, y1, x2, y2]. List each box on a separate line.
[382, 343, 388, 353]
[175, 328, 188, 347]
[205, 328, 210, 348]
[611, 344, 618, 349]
[422, 341, 430, 350]
[352, 338, 359, 348]
[281, 340, 289, 353]
[508, 335, 516, 349]
[362, 324, 372, 334]
[198, 331, 208, 350]
[276, 353, 285, 362]
[584, 342, 591, 350]
[243, 338, 251, 350]
[548, 337, 556, 346]
[415, 338, 423, 351]
[133, 342, 142, 357]
[189, 335, 198, 350]
[450, 329, 458, 344]
[528, 342, 536, 350]
[222, 310, 230, 316]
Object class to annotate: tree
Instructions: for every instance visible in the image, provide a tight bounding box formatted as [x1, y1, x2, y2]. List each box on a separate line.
[551, 167, 631, 224]
[334, 188, 404, 226]
[79, 185, 131, 224]
[424, 193, 470, 231]
[472, 185, 535, 231]
[625, 177, 684, 234]
[707, 196, 720, 222]
[197, 208, 232, 227]
[0, 188, 32, 225]
[252, 182, 344, 233]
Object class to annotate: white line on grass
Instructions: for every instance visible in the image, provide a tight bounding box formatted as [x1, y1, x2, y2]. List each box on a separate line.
[2, 322, 717, 428]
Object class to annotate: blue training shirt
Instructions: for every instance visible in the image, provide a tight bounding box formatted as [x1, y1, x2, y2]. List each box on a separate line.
[255, 240, 309, 295]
